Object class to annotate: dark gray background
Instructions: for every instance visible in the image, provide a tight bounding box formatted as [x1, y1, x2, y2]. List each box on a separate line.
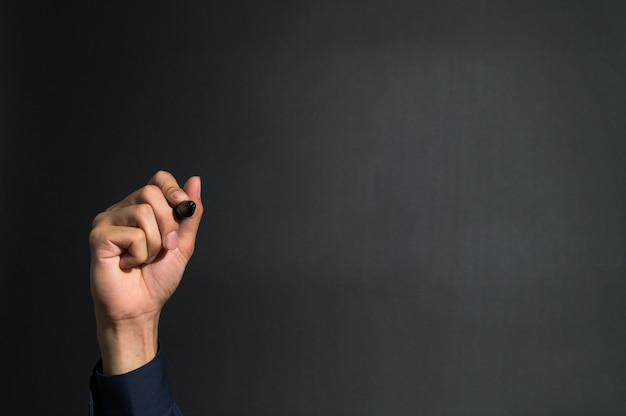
[3, 1, 626, 414]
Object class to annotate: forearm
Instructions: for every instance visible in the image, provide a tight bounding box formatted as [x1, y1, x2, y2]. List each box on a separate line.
[96, 312, 160, 375]
[91, 311, 184, 415]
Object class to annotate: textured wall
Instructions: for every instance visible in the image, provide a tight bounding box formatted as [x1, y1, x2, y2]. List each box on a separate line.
[3, 1, 626, 414]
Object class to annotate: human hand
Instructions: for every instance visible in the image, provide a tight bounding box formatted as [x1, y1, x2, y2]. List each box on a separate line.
[89, 170, 203, 374]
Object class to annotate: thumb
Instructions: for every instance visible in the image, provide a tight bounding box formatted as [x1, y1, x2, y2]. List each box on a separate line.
[176, 176, 203, 257]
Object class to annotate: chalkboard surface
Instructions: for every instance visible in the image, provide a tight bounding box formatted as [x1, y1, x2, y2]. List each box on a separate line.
[3, 1, 626, 414]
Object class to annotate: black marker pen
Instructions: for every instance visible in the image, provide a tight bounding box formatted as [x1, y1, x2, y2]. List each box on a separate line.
[174, 200, 196, 220]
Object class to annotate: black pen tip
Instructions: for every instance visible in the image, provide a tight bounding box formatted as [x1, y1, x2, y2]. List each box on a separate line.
[175, 200, 196, 219]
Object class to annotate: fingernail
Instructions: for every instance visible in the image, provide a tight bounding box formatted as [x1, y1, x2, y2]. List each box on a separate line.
[198, 177, 201, 199]
[165, 231, 178, 250]
[146, 255, 157, 264]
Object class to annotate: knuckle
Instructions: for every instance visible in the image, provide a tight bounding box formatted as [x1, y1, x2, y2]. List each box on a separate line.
[138, 184, 161, 200]
[135, 203, 154, 218]
[130, 226, 146, 240]
[91, 212, 106, 227]
[153, 170, 171, 182]
[127, 228, 148, 254]
[105, 203, 118, 212]
[88, 226, 105, 247]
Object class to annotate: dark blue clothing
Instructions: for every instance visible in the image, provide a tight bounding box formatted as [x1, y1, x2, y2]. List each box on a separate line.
[89, 349, 182, 415]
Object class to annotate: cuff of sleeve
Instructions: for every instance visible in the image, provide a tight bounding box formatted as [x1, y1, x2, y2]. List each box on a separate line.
[89, 347, 178, 416]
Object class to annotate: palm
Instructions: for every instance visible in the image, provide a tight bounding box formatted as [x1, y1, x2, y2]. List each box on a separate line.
[92, 246, 189, 322]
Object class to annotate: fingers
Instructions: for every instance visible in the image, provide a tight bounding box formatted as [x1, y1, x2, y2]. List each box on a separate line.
[144, 171, 202, 258]
[91, 170, 203, 267]
[147, 170, 203, 256]
[147, 170, 190, 208]
[177, 175, 203, 257]
[93, 204, 163, 263]
[89, 225, 150, 269]
[105, 171, 188, 251]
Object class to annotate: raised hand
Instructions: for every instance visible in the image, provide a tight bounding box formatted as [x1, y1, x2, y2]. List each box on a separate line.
[89, 171, 203, 374]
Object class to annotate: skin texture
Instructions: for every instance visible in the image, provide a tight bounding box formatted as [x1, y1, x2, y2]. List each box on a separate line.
[89, 171, 203, 375]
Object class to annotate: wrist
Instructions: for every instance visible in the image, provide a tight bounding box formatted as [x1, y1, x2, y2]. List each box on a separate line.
[95, 313, 160, 375]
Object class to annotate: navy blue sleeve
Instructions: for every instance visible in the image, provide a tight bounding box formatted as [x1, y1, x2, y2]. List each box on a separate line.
[88, 348, 183, 416]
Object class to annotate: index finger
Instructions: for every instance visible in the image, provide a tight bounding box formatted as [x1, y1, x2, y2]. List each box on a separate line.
[147, 170, 190, 208]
